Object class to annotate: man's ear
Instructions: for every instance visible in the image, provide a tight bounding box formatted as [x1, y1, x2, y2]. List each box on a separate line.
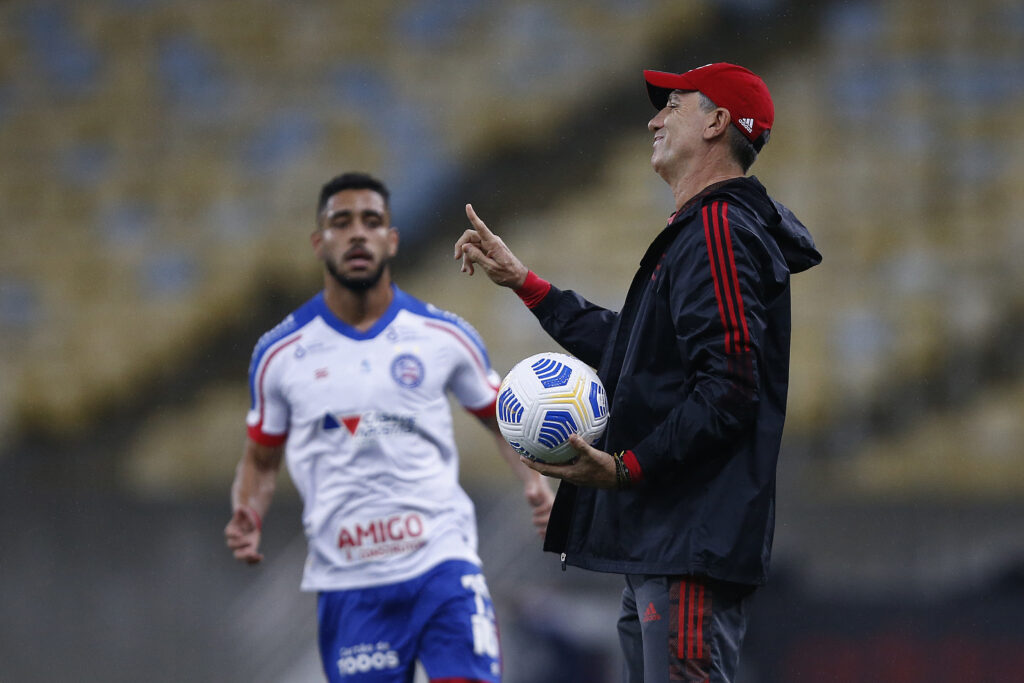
[311, 228, 324, 255]
[387, 226, 399, 257]
[704, 107, 731, 141]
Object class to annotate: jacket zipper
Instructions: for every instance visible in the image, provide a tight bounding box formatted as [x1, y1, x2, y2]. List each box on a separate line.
[560, 553, 567, 571]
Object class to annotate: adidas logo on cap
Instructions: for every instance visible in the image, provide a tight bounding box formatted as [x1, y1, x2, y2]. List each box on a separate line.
[738, 117, 754, 133]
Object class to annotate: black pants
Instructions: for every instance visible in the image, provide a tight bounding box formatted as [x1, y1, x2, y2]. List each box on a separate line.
[618, 574, 753, 683]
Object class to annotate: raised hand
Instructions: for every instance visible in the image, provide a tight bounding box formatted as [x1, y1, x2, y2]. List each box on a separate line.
[454, 204, 529, 288]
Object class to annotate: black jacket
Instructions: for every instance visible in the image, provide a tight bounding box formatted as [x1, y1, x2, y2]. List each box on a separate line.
[532, 176, 821, 585]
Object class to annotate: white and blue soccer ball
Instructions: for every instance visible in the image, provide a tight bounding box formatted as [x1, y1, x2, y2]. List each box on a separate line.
[496, 352, 609, 464]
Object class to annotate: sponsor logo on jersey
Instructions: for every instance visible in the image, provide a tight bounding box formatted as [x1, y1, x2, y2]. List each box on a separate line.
[338, 513, 427, 562]
[390, 353, 424, 388]
[322, 411, 416, 436]
[336, 642, 401, 677]
[341, 415, 361, 434]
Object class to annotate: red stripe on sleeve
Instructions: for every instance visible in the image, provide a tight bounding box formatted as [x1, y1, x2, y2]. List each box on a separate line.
[250, 335, 301, 445]
[247, 425, 288, 447]
[711, 202, 742, 353]
[704, 201, 751, 355]
[467, 397, 497, 419]
[702, 206, 732, 353]
[719, 203, 751, 352]
[424, 321, 489, 376]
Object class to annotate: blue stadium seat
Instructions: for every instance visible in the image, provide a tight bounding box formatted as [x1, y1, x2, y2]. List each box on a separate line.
[18, 5, 103, 96]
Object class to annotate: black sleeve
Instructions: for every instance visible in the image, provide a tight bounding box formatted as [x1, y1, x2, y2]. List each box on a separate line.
[526, 285, 619, 369]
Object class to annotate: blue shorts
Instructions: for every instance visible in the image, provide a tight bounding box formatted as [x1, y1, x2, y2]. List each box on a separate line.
[317, 560, 502, 682]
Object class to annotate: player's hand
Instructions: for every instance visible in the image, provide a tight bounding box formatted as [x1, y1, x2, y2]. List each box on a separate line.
[521, 435, 618, 489]
[523, 474, 555, 538]
[454, 204, 529, 288]
[224, 506, 264, 565]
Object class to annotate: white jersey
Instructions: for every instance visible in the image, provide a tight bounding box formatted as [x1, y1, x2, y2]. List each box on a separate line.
[246, 286, 501, 592]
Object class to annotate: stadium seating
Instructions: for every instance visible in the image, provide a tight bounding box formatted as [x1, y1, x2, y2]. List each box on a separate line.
[0, 0, 709, 445]
[2, 0, 1023, 500]
[6, 3, 1024, 682]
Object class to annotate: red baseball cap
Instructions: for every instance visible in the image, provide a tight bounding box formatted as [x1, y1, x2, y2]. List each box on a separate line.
[644, 63, 774, 151]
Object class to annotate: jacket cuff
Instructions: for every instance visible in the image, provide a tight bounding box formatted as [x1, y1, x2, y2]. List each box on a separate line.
[621, 450, 644, 485]
[514, 271, 551, 309]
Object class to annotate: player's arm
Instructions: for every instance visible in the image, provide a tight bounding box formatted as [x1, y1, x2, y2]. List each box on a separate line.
[225, 438, 284, 564]
[478, 414, 555, 538]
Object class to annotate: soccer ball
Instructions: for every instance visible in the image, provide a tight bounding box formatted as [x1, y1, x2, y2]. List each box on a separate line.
[496, 352, 609, 464]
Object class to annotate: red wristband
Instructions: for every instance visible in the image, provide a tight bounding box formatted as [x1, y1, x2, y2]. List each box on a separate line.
[621, 450, 644, 484]
[514, 271, 551, 309]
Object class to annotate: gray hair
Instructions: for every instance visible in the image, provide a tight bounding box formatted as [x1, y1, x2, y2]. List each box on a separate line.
[698, 92, 758, 172]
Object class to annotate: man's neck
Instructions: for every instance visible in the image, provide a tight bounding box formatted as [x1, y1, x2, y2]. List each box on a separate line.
[322, 277, 394, 332]
[665, 151, 745, 210]
[670, 170, 744, 210]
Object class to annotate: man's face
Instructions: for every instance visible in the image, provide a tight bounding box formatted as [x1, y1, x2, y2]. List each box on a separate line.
[648, 90, 708, 179]
[313, 188, 398, 291]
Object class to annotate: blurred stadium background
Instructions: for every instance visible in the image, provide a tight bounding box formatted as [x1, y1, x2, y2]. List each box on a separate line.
[2, 0, 1024, 680]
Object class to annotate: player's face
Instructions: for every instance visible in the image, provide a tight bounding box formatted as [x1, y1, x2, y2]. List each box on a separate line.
[314, 189, 398, 291]
[648, 90, 708, 179]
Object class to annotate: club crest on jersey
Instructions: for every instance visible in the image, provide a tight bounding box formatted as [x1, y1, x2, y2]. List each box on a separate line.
[390, 353, 424, 388]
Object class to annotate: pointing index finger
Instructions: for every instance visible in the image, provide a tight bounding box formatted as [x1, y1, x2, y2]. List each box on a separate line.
[465, 203, 495, 238]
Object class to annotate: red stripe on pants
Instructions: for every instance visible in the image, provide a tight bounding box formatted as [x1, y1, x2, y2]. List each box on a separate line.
[696, 583, 705, 659]
[677, 580, 709, 667]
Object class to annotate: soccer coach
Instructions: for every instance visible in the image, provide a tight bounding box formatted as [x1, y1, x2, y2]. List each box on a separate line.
[455, 63, 821, 682]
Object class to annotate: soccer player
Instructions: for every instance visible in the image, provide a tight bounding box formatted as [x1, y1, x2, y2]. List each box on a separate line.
[455, 64, 821, 682]
[224, 172, 554, 683]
